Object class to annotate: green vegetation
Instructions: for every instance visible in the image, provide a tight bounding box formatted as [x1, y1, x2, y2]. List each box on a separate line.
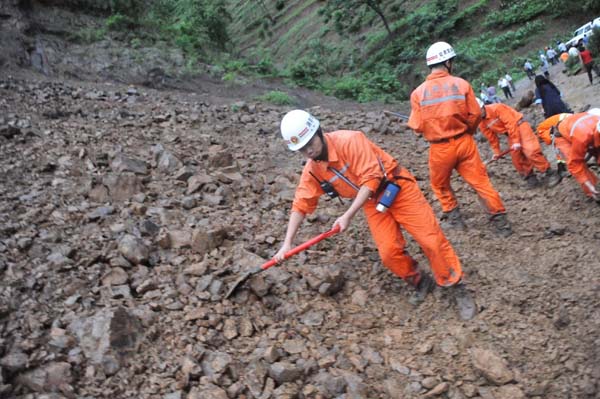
[68, 0, 600, 102]
[257, 90, 295, 105]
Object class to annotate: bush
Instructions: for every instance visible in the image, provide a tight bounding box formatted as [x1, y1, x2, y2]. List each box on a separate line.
[105, 13, 134, 31]
[257, 90, 295, 105]
[588, 27, 600, 60]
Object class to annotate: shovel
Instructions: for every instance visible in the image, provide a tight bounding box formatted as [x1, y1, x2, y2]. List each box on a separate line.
[383, 110, 410, 120]
[225, 225, 341, 298]
[485, 148, 511, 165]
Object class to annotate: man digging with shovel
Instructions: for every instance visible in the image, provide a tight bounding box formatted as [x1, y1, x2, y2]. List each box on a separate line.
[271, 109, 477, 320]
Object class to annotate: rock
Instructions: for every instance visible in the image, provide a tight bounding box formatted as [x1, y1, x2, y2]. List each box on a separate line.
[104, 173, 143, 201]
[0, 350, 28, 371]
[191, 228, 227, 255]
[222, 319, 238, 340]
[247, 274, 271, 297]
[166, 230, 192, 249]
[383, 378, 405, 398]
[282, 339, 305, 355]
[183, 261, 208, 276]
[86, 206, 114, 221]
[424, 382, 449, 397]
[313, 371, 347, 396]
[493, 384, 525, 399]
[201, 351, 232, 381]
[362, 347, 383, 364]
[101, 267, 128, 286]
[188, 383, 228, 399]
[351, 289, 368, 306]
[269, 362, 302, 384]
[470, 348, 514, 385]
[209, 151, 234, 168]
[263, 346, 282, 363]
[68, 307, 142, 365]
[110, 153, 148, 175]
[16, 362, 72, 393]
[300, 310, 324, 326]
[244, 359, 268, 397]
[118, 234, 150, 265]
[157, 151, 182, 173]
[187, 174, 213, 194]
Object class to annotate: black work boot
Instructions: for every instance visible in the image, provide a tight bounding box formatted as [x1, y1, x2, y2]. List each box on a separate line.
[408, 273, 436, 306]
[442, 208, 467, 230]
[449, 283, 477, 320]
[525, 173, 540, 188]
[545, 168, 562, 188]
[490, 213, 512, 237]
[557, 161, 569, 178]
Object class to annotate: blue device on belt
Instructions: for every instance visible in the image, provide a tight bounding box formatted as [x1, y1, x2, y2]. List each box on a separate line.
[376, 182, 401, 212]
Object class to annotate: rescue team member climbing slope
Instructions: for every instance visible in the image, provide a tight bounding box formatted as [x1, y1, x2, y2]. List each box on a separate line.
[537, 112, 600, 201]
[408, 41, 512, 235]
[273, 110, 477, 320]
[476, 99, 562, 188]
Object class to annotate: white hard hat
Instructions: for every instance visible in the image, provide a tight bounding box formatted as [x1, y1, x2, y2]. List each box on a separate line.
[476, 98, 485, 108]
[426, 41, 456, 66]
[280, 110, 320, 151]
[587, 108, 600, 116]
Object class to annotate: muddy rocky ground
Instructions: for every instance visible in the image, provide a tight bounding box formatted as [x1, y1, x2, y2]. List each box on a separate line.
[2, 3, 600, 398]
[1, 62, 600, 399]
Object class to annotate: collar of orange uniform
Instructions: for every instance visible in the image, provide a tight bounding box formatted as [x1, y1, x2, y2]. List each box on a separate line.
[322, 132, 339, 164]
[426, 69, 450, 81]
[309, 132, 339, 173]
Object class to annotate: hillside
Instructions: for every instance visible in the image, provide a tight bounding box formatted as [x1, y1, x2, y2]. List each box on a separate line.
[227, 0, 597, 101]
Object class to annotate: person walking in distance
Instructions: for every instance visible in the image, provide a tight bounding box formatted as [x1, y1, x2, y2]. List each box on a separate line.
[505, 72, 516, 92]
[498, 77, 513, 100]
[274, 110, 477, 319]
[407, 41, 512, 236]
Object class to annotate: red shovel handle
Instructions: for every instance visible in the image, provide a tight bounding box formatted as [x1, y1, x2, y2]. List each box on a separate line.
[485, 148, 511, 165]
[260, 225, 341, 271]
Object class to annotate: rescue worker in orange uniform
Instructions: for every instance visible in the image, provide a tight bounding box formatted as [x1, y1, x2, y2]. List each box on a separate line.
[536, 112, 573, 177]
[407, 42, 512, 236]
[274, 109, 476, 320]
[537, 112, 600, 201]
[477, 99, 561, 188]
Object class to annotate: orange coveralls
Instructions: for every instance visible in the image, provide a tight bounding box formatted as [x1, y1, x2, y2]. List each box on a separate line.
[537, 113, 573, 162]
[408, 69, 506, 215]
[479, 103, 550, 177]
[540, 113, 600, 197]
[292, 130, 462, 287]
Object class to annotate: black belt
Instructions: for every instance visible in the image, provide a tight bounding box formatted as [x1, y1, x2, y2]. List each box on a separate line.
[430, 132, 466, 144]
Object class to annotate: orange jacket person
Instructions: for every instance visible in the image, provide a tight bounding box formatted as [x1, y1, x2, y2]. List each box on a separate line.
[408, 41, 512, 236]
[537, 112, 600, 201]
[536, 112, 573, 176]
[477, 100, 561, 188]
[274, 109, 477, 320]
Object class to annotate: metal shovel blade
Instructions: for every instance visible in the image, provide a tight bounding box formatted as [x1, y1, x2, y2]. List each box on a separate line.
[225, 265, 263, 298]
[224, 226, 340, 299]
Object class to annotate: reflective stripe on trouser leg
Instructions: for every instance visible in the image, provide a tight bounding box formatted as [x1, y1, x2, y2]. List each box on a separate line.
[519, 123, 550, 173]
[453, 135, 506, 214]
[364, 179, 463, 287]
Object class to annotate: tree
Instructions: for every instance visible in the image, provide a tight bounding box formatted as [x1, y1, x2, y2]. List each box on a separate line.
[320, 0, 396, 38]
